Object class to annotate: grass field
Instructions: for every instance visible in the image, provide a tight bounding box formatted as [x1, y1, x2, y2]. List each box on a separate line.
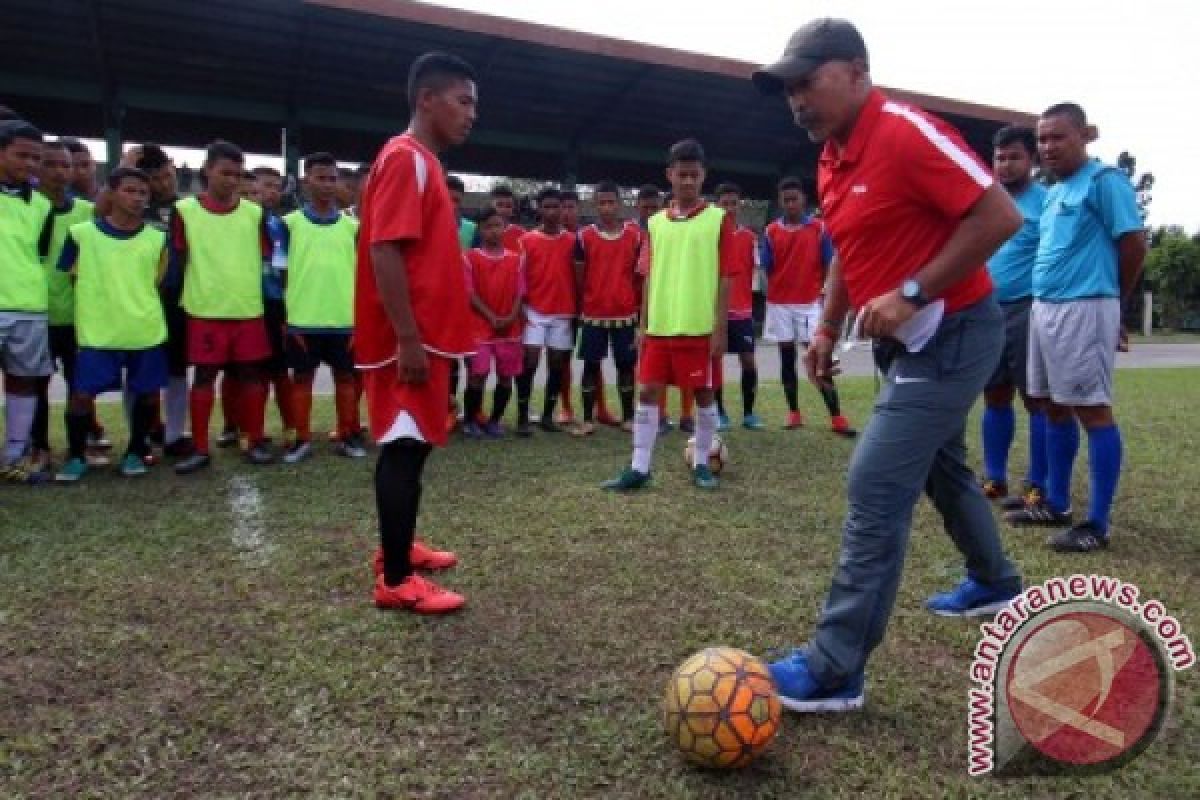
[2, 369, 1197, 798]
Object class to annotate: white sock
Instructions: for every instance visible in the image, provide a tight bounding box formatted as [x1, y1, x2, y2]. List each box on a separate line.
[4, 394, 37, 465]
[165, 377, 189, 443]
[631, 402, 659, 474]
[693, 403, 719, 467]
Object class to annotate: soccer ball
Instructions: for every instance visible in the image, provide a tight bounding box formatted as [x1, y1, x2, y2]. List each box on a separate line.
[663, 647, 782, 769]
[684, 435, 728, 475]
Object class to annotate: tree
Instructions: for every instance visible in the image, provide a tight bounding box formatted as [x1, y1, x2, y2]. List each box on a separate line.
[1145, 228, 1200, 329]
[1116, 151, 1155, 225]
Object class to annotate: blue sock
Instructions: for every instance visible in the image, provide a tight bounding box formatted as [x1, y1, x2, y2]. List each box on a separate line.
[981, 406, 1016, 482]
[1087, 425, 1122, 533]
[1027, 411, 1048, 489]
[1046, 419, 1080, 514]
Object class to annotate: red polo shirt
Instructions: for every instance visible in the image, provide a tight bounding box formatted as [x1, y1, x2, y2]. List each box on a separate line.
[818, 89, 995, 313]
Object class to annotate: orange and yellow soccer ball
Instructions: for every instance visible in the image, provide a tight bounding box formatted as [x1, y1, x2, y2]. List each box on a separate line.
[663, 647, 782, 769]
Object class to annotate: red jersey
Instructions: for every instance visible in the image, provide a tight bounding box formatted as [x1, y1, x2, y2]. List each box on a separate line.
[818, 89, 994, 313]
[762, 217, 830, 305]
[466, 247, 524, 341]
[354, 133, 476, 367]
[501, 223, 526, 254]
[726, 226, 758, 319]
[519, 228, 577, 317]
[577, 222, 641, 321]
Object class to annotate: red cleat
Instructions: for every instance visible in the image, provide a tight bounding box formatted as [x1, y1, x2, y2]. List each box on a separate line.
[831, 415, 857, 438]
[373, 539, 458, 576]
[373, 574, 466, 614]
[596, 411, 621, 427]
[785, 411, 805, 429]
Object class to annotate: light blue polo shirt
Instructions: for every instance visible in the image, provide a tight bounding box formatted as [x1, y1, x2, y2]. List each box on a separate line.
[1033, 159, 1143, 302]
[987, 182, 1046, 302]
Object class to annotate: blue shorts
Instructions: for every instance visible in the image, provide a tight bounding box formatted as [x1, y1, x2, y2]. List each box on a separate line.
[75, 346, 169, 396]
[726, 318, 756, 354]
[577, 322, 637, 369]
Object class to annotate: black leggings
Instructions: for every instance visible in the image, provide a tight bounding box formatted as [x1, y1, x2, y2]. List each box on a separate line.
[375, 439, 433, 585]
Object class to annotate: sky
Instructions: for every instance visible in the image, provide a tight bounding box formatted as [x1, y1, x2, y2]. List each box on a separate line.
[420, 0, 1196, 230]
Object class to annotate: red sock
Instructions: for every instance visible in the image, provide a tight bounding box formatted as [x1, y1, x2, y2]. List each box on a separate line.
[272, 373, 296, 432]
[241, 381, 268, 445]
[681, 388, 696, 420]
[293, 380, 314, 443]
[334, 379, 359, 439]
[190, 384, 215, 454]
[220, 375, 240, 432]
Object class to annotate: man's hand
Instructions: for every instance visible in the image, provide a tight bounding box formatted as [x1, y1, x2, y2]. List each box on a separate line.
[804, 333, 841, 389]
[859, 289, 916, 339]
[396, 337, 429, 385]
[710, 326, 727, 360]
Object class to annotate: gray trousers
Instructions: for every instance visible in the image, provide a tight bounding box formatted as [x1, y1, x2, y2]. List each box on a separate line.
[807, 298, 1022, 686]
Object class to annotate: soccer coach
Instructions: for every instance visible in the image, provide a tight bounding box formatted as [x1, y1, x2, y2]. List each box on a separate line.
[752, 18, 1024, 712]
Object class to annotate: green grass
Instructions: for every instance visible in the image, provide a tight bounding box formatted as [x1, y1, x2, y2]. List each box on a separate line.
[2, 369, 1197, 798]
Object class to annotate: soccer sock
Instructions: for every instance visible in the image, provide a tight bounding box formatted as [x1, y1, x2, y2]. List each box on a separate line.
[595, 375, 612, 420]
[220, 375, 240, 433]
[1046, 418, 1080, 514]
[1086, 424, 1122, 533]
[617, 369, 635, 422]
[4, 394, 36, 465]
[491, 384, 512, 423]
[581, 363, 599, 423]
[66, 407, 90, 461]
[681, 388, 695, 421]
[657, 393, 668, 420]
[241, 380, 268, 446]
[820, 383, 843, 419]
[463, 385, 484, 424]
[1027, 410, 1049, 489]
[741, 367, 758, 416]
[714, 387, 726, 417]
[334, 378, 359, 439]
[781, 345, 799, 412]
[272, 373, 297, 435]
[128, 395, 155, 458]
[543, 362, 562, 420]
[516, 369, 533, 424]
[165, 376, 189, 444]
[292, 378, 314, 442]
[631, 402, 660, 474]
[982, 405, 1016, 482]
[449, 359, 461, 406]
[693, 404, 719, 468]
[376, 439, 432, 586]
[189, 384, 215, 454]
[560, 362, 574, 415]
[31, 378, 50, 451]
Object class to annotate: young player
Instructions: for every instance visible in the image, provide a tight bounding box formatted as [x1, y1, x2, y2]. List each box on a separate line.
[356, 52, 476, 612]
[555, 188, 583, 426]
[515, 187, 577, 436]
[31, 140, 96, 471]
[54, 168, 168, 481]
[446, 173, 476, 432]
[0, 120, 55, 484]
[255, 165, 298, 449]
[60, 137, 98, 200]
[713, 182, 765, 431]
[462, 208, 524, 438]
[279, 152, 364, 463]
[603, 139, 734, 491]
[490, 185, 527, 252]
[573, 180, 640, 435]
[761, 177, 855, 436]
[172, 141, 275, 474]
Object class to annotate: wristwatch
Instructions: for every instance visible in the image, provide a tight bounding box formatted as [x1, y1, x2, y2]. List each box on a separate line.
[901, 279, 931, 308]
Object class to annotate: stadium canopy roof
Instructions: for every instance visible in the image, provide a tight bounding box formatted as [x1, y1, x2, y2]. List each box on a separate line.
[2, 0, 1035, 196]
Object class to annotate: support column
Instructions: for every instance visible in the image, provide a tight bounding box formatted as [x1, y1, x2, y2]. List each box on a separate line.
[103, 100, 125, 175]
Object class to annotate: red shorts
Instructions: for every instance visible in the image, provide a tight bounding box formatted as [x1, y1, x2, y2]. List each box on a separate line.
[362, 354, 452, 448]
[638, 335, 716, 390]
[187, 317, 271, 366]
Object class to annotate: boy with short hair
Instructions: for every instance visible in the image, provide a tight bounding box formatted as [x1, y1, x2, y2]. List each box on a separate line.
[490, 185, 526, 253]
[463, 208, 524, 437]
[713, 182, 764, 431]
[446, 173, 476, 431]
[761, 177, 855, 436]
[603, 139, 734, 491]
[55, 168, 168, 481]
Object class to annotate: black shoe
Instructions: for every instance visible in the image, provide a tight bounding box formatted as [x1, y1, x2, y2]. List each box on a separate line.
[538, 418, 563, 433]
[1000, 484, 1044, 512]
[174, 452, 212, 475]
[1005, 500, 1072, 528]
[148, 427, 166, 448]
[1049, 521, 1110, 553]
[164, 436, 195, 459]
[515, 421, 534, 438]
[216, 428, 240, 448]
[245, 442, 275, 466]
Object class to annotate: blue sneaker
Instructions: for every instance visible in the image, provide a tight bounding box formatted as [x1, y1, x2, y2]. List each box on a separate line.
[717, 413, 731, 432]
[691, 463, 719, 490]
[658, 416, 675, 436]
[601, 467, 651, 491]
[926, 576, 1020, 618]
[743, 413, 766, 431]
[767, 650, 865, 713]
[462, 421, 484, 439]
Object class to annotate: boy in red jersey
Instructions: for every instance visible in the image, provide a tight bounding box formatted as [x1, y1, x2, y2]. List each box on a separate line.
[761, 177, 855, 436]
[355, 53, 477, 613]
[490, 186, 527, 253]
[462, 208, 525, 437]
[514, 187, 577, 436]
[572, 180, 641, 435]
[712, 183, 765, 431]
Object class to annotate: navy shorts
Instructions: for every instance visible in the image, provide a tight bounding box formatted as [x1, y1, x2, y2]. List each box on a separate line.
[286, 331, 355, 374]
[577, 322, 637, 369]
[75, 346, 169, 396]
[726, 318, 756, 355]
[264, 298, 289, 372]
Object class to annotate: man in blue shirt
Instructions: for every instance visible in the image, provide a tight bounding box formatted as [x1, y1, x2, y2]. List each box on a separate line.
[1006, 103, 1146, 553]
[980, 126, 1049, 506]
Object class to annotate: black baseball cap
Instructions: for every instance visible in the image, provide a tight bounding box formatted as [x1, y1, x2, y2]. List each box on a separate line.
[752, 18, 869, 96]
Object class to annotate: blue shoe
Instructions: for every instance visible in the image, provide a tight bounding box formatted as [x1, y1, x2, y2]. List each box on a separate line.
[926, 576, 1020, 618]
[462, 421, 485, 439]
[601, 467, 651, 491]
[767, 650, 865, 713]
[691, 463, 719, 490]
[658, 416, 675, 436]
[717, 413, 731, 432]
[743, 413, 766, 431]
[678, 417, 695, 434]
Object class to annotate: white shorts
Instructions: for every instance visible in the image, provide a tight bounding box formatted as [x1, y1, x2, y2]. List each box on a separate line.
[764, 302, 822, 344]
[1027, 298, 1120, 407]
[522, 309, 574, 351]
